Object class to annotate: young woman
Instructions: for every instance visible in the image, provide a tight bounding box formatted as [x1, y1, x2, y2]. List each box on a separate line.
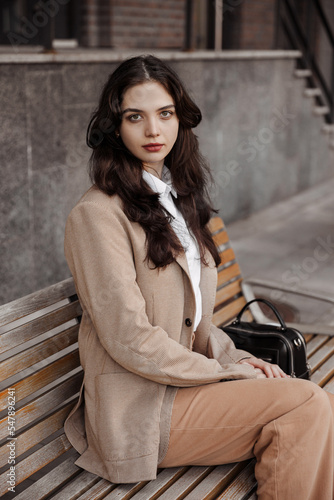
[64, 55, 334, 499]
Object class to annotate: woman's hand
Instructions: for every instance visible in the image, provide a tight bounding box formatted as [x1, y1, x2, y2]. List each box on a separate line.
[238, 357, 290, 379]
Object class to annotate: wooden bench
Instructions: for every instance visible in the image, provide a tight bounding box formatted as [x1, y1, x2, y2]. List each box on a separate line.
[1, 217, 334, 499]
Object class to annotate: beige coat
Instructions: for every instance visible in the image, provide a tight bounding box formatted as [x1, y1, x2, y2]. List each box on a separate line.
[64, 186, 256, 483]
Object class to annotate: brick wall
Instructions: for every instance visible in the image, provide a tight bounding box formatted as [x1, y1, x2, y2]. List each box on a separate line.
[239, 0, 276, 49]
[80, 0, 186, 49]
[223, 0, 277, 50]
[81, 0, 113, 47]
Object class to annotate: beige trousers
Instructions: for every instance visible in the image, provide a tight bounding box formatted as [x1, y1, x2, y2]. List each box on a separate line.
[159, 378, 334, 500]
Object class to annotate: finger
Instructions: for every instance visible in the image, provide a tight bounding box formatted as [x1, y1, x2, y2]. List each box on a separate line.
[240, 359, 290, 378]
[271, 365, 291, 378]
[262, 364, 274, 378]
[254, 368, 266, 379]
[250, 359, 273, 378]
[257, 362, 280, 379]
[252, 359, 289, 379]
[255, 369, 266, 379]
[270, 364, 290, 378]
[270, 364, 284, 378]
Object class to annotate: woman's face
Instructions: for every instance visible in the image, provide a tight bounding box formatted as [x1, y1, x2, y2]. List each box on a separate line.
[119, 81, 179, 174]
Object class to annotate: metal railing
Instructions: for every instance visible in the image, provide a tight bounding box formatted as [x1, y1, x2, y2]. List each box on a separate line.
[276, 0, 334, 123]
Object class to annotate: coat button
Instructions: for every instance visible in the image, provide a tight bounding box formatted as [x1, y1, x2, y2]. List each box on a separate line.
[185, 318, 192, 327]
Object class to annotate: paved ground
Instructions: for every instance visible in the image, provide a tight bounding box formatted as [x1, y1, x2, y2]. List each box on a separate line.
[226, 178, 334, 327]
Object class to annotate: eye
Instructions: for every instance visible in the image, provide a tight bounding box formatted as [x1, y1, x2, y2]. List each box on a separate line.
[160, 110, 173, 119]
[128, 113, 142, 122]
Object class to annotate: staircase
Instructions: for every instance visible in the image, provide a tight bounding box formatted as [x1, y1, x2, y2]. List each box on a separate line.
[277, 0, 334, 148]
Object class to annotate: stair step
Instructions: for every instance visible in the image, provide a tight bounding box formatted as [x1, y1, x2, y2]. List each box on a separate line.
[322, 124, 334, 134]
[294, 69, 312, 78]
[304, 87, 322, 97]
[313, 106, 330, 116]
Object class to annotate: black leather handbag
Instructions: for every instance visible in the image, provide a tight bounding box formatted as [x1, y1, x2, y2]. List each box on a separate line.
[223, 298, 311, 379]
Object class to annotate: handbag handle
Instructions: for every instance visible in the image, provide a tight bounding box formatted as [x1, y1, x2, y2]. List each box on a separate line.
[235, 298, 287, 331]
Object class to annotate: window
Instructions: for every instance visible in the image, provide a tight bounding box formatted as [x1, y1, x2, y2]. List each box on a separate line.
[0, 0, 80, 48]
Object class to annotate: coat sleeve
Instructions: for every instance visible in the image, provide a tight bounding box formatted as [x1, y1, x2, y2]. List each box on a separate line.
[207, 324, 253, 365]
[64, 200, 256, 387]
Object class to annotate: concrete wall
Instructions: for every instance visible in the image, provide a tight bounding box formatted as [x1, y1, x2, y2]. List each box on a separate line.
[1, 50, 333, 304]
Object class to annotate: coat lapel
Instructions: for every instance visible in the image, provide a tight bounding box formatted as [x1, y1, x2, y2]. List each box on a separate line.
[174, 250, 191, 280]
[194, 249, 218, 354]
[175, 247, 217, 301]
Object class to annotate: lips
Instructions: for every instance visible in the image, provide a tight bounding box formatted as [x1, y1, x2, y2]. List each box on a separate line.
[142, 143, 164, 152]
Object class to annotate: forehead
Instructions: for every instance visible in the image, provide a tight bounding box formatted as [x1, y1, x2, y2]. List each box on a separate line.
[121, 81, 174, 109]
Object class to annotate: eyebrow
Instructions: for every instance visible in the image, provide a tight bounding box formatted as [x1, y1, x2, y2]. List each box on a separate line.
[122, 104, 175, 115]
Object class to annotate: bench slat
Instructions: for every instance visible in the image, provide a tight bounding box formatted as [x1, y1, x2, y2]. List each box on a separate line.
[0, 324, 79, 381]
[0, 300, 81, 354]
[212, 296, 247, 327]
[217, 263, 242, 289]
[14, 453, 81, 500]
[0, 371, 82, 439]
[208, 217, 224, 234]
[183, 463, 246, 500]
[303, 333, 314, 344]
[0, 433, 72, 495]
[310, 347, 334, 387]
[156, 466, 214, 500]
[308, 337, 334, 373]
[324, 378, 334, 394]
[0, 278, 76, 328]
[219, 247, 236, 266]
[214, 279, 243, 309]
[102, 482, 145, 499]
[306, 334, 329, 357]
[212, 230, 230, 248]
[51, 469, 104, 500]
[216, 460, 256, 499]
[0, 350, 80, 408]
[0, 401, 75, 467]
[124, 467, 189, 500]
[72, 478, 116, 499]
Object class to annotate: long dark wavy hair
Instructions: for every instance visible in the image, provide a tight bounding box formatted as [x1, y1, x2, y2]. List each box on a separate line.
[87, 55, 220, 269]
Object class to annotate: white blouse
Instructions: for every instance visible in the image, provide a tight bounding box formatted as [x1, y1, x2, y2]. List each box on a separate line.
[142, 166, 202, 330]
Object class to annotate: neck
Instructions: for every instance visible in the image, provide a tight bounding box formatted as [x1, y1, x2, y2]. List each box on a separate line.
[143, 164, 163, 179]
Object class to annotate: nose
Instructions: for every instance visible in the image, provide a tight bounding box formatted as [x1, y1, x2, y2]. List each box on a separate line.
[145, 117, 160, 137]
